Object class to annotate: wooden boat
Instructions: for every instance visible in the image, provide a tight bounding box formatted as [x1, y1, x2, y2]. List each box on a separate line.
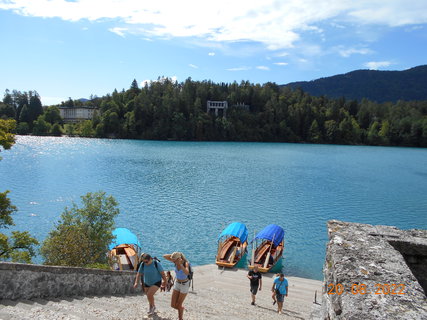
[248, 224, 284, 273]
[108, 228, 141, 271]
[216, 222, 248, 268]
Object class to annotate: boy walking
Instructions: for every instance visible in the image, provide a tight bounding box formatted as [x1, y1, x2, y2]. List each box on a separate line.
[247, 266, 262, 305]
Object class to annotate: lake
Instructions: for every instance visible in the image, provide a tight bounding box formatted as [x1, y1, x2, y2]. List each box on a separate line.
[1, 136, 426, 280]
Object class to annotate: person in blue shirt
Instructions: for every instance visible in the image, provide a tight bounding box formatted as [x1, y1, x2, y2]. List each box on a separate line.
[133, 253, 167, 316]
[164, 252, 191, 320]
[271, 273, 288, 314]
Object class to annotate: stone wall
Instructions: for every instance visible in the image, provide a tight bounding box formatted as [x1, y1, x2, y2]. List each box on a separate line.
[0, 262, 137, 300]
[322, 220, 427, 320]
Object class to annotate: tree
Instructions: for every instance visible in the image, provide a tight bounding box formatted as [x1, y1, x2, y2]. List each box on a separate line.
[64, 123, 75, 136]
[28, 92, 43, 124]
[324, 120, 338, 143]
[308, 119, 322, 143]
[50, 123, 62, 136]
[43, 106, 62, 124]
[3, 89, 13, 106]
[378, 120, 390, 145]
[13, 90, 29, 122]
[32, 116, 51, 135]
[19, 104, 30, 123]
[131, 79, 139, 91]
[16, 122, 30, 135]
[0, 103, 16, 119]
[367, 121, 381, 145]
[41, 191, 120, 267]
[338, 116, 361, 144]
[0, 123, 39, 262]
[0, 119, 16, 153]
[64, 97, 74, 108]
[40, 224, 93, 267]
[78, 120, 95, 137]
[0, 228, 39, 263]
[0, 191, 15, 228]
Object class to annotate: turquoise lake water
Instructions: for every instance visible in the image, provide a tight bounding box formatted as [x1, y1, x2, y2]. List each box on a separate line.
[1, 136, 426, 280]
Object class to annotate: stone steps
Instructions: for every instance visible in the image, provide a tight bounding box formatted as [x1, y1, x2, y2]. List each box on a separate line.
[0, 265, 322, 320]
[0, 289, 311, 320]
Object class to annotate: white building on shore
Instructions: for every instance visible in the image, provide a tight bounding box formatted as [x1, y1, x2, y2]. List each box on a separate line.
[59, 107, 98, 123]
[207, 100, 228, 118]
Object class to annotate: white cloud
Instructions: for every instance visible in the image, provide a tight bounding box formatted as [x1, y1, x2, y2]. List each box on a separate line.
[330, 22, 345, 29]
[338, 47, 373, 57]
[109, 27, 127, 37]
[364, 61, 393, 70]
[256, 66, 270, 71]
[348, 2, 427, 26]
[208, 52, 215, 56]
[1, 1, 427, 50]
[141, 79, 151, 87]
[189, 64, 198, 69]
[274, 62, 288, 66]
[226, 66, 251, 71]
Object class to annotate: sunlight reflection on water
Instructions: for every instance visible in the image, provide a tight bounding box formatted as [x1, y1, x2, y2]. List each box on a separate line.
[1, 136, 426, 279]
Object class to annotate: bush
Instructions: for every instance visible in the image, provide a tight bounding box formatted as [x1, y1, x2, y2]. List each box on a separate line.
[16, 122, 30, 135]
[41, 191, 120, 267]
[50, 123, 62, 136]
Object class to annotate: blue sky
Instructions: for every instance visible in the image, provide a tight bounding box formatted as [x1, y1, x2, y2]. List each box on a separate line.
[1, 0, 426, 105]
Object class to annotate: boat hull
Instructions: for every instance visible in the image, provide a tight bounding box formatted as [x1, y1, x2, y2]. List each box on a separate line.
[108, 244, 139, 271]
[248, 240, 284, 273]
[216, 236, 248, 268]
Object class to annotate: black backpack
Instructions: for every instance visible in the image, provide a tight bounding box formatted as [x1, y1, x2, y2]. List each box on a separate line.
[185, 262, 194, 291]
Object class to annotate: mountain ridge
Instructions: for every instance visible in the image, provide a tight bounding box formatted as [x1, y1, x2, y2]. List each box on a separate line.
[284, 65, 427, 103]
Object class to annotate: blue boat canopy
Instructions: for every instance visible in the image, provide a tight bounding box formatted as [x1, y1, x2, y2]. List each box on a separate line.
[109, 228, 141, 250]
[253, 224, 284, 247]
[218, 222, 248, 243]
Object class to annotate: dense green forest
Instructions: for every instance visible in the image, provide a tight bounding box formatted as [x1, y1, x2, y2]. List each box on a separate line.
[1, 77, 427, 147]
[286, 65, 427, 103]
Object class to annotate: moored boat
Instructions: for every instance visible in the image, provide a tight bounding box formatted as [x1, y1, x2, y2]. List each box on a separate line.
[248, 224, 284, 273]
[216, 222, 248, 268]
[108, 228, 141, 271]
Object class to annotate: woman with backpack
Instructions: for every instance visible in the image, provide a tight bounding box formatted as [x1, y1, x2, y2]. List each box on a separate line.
[133, 253, 167, 316]
[164, 252, 191, 320]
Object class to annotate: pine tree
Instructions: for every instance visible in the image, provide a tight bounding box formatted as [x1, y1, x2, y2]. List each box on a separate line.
[28, 92, 43, 123]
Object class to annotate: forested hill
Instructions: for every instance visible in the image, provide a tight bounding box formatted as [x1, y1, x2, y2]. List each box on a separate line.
[2, 78, 427, 147]
[285, 65, 427, 103]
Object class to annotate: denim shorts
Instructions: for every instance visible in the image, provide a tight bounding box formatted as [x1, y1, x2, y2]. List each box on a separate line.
[276, 293, 285, 302]
[173, 280, 190, 294]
